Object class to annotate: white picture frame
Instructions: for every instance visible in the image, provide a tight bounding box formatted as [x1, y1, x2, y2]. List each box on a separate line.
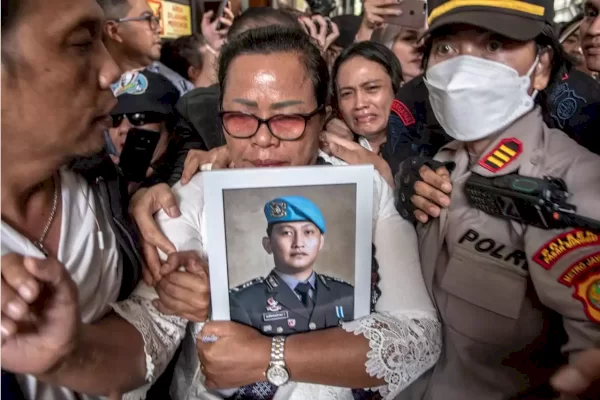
[204, 165, 374, 325]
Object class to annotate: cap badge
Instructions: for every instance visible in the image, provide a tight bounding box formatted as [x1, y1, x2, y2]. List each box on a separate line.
[112, 71, 149, 97]
[270, 202, 287, 218]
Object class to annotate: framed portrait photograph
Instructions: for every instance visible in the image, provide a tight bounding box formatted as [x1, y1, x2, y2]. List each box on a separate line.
[204, 165, 374, 336]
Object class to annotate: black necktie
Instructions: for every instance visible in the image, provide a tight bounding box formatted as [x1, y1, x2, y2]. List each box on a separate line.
[295, 282, 314, 311]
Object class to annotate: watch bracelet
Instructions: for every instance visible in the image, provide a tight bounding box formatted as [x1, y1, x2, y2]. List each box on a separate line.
[270, 335, 286, 364]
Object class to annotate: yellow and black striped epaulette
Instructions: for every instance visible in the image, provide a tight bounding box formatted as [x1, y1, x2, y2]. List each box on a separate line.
[479, 138, 522, 173]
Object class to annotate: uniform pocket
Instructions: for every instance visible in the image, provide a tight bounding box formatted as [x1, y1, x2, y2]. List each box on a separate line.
[439, 245, 528, 345]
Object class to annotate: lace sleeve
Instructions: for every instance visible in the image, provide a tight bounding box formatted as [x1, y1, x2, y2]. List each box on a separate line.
[342, 311, 442, 399]
[111, 285, 189, 384]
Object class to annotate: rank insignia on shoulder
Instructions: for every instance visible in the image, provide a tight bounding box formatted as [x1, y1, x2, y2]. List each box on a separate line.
[230, 277, 264, 292]
[320, 274, 351, 286]
[479, 138, 522, 173]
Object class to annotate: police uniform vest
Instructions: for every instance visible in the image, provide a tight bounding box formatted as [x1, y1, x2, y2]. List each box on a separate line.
[401, 108, 600, 400]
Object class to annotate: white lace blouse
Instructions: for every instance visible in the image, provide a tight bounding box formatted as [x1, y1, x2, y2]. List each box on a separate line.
[114, 153, 441, 400]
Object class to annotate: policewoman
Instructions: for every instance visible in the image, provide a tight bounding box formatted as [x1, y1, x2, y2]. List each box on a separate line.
[230, 196, 354, 336]
[399, 0, 600, 399]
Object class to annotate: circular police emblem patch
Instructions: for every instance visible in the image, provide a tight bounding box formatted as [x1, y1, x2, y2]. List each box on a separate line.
[556, 97, 577, 122]
[587, 279, 600, 311]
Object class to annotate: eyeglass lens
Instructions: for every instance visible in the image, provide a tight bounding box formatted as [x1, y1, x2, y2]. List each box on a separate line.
[222, 113, 307, 140]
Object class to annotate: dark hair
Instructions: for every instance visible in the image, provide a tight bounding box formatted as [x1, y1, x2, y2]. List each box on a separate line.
[536, 24, 576, 86]
[421, 24, 574, 85]
[96, 0, 131, 20]
[558, 14, 584, 38]
[1, 0, 22, 35]
[219, 25, 330, 108]
[2, 0, 25, 74]
[331, 41, 403, 108]
[160, 35, 206, 81]
[266, 224, 274, 237]
[227, 7, 301, 39]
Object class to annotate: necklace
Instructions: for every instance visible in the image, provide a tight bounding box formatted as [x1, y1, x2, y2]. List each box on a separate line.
[33, 176, 59, 257]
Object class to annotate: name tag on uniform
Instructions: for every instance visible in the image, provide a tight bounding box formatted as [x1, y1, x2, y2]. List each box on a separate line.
[263, 311, 289, 321]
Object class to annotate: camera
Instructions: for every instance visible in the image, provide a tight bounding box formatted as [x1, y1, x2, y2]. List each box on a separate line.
[305, 0, 336, 16]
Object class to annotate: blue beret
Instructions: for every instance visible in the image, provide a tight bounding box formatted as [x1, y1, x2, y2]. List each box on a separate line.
[264, 196, 326, 233]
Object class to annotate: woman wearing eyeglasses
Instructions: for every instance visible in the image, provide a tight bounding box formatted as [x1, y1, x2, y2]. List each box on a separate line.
[102, 26, 439, 399]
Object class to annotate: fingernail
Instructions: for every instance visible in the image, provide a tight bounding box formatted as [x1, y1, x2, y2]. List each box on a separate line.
[168, 207, 180, 217]
[7, 302, 25, 319]
[430, 207, 440, 217]
[552, 367, 589, 393]
[1, 323, 10, 337]
[439, 197, 451, 207]
[200, 334, 218, 343]
[442, 183, 452, 192]
[18, 284, 34, 301]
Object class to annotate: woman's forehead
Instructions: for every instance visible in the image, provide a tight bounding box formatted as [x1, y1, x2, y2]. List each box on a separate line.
[224, 53, 314, 100]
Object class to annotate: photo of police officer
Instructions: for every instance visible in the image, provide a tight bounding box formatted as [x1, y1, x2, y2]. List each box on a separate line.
[229, 196, 354, 336]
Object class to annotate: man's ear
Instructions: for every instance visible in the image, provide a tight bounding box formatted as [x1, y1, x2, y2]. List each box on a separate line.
[262, 237, 273, 254]
[318, 234, 325, 251]
[104, 20, 123, 43]
[532, 47, 553, 92]
[187, 65, 202, 82]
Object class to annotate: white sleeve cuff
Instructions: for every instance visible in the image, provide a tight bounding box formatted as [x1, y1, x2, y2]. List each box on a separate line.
[111, 289, 189, 384]
[342, 311, 442, 399]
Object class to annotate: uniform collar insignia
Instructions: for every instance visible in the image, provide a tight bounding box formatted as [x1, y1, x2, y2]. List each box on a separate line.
[266, 274, 279, 290]
[318, 273, 330, 289]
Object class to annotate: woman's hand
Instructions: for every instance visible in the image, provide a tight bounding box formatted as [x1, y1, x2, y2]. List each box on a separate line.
[181, 146, 232, 185]
[299, 15, 340, 56]
[323, 133, 394, 186]
[324, 118, 354, 141]
[129, 184, 179, 285]
[201, 2, 235, 53]
[153, 251, 210, 323]
[355, 0, 403, 41]
[197, 321, 271, 388]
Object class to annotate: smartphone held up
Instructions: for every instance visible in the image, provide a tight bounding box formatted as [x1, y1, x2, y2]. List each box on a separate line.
[383, 0, 427, 29]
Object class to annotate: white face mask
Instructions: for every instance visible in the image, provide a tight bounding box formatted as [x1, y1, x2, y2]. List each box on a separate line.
[424, 55, 540, 142]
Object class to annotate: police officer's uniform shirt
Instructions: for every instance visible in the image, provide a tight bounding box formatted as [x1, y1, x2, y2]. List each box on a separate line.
[112, 152, 441, 400]
[1, 168, 122, 400]
[229, 269, 354, 336]
[276, 270, 316, 301]
[401, 107, 600, 400]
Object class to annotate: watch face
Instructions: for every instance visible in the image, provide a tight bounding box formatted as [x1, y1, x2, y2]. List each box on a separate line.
[266, 364, 290, 386]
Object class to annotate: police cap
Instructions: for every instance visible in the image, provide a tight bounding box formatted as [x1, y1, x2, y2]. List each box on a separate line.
[264, 196, 326, 233]
[425, 0, 555, 41]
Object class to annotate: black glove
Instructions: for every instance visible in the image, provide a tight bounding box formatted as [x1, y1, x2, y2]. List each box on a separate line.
[394, 156, 455, 224]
